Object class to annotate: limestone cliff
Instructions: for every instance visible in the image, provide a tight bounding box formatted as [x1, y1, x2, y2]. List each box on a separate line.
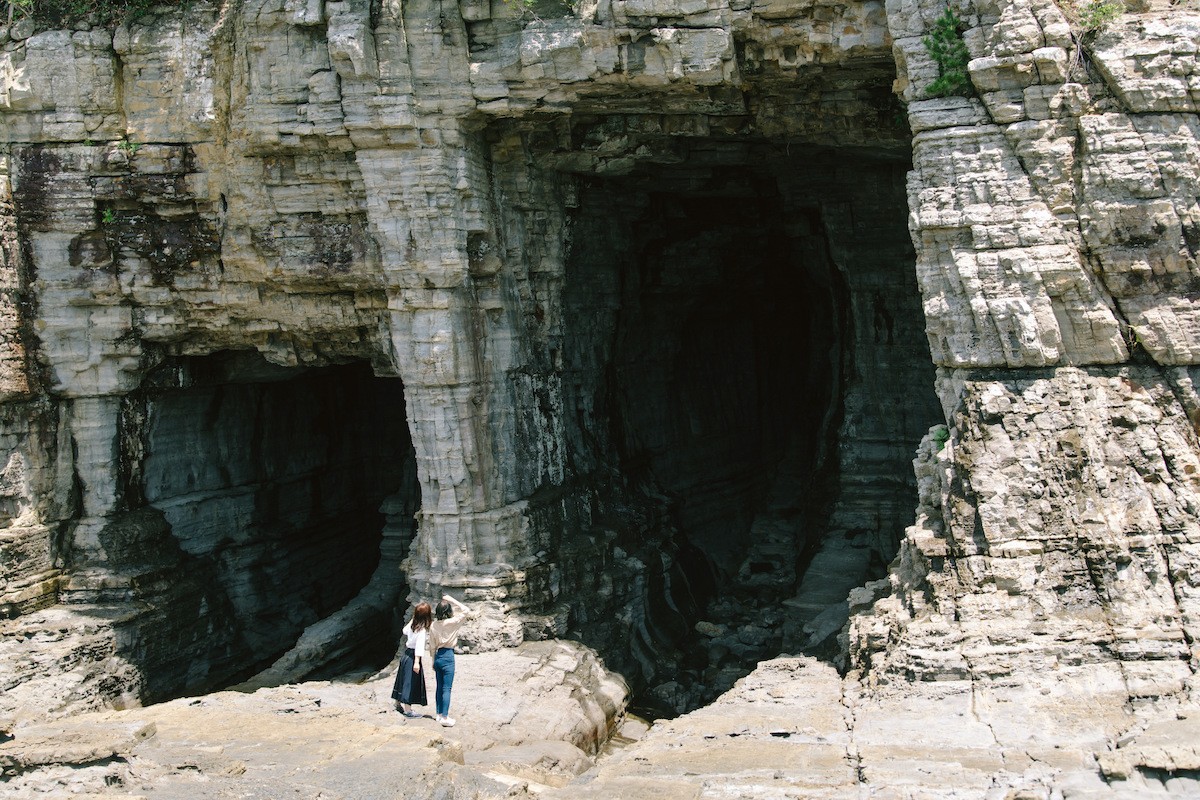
[0, 2, 1198, 793]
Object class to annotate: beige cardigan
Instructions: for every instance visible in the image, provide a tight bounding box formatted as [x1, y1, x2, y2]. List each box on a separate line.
[428, 596, 473, 651]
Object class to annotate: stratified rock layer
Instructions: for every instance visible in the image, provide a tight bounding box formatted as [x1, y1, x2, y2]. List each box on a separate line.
[556, 656, 1200, 798]
[1, 0, 1200, 793]
[1, 0, 939, 721]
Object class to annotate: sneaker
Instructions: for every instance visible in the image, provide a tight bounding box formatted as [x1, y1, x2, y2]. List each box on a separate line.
[440, 716, 456, 727]
[403, 709, 422, 719]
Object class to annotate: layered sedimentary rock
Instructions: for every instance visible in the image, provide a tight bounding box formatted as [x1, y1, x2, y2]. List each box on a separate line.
[0, 0, 1199, 791]
[845, 0, 1200, 693]
[0, 0, 944, 721]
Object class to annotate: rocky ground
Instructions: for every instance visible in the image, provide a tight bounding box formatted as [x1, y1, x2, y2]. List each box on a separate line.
[5, 642, 1200, 799]
[557, 658, 1200, 799]
[0, 640, 628, 799]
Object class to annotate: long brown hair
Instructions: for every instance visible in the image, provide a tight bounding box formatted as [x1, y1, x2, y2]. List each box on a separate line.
[410, 602, 432, 632]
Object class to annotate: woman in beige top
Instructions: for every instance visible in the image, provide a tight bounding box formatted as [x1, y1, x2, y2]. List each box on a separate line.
[429, 594, 472, 727]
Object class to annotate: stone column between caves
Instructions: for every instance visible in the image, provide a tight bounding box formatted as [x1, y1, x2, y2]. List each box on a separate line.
[359, 135, 557, 643]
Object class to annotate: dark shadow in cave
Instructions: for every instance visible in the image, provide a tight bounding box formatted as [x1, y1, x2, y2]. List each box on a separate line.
[108, 351, 419, 702]
[605, 174, 841, 573]
[554, 141, 942, 715]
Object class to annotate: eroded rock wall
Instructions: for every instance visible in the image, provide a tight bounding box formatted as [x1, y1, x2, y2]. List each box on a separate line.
[0, 0, 1197, 752]
[0, 0, 931, 719]
[843, 0, 1200, 775]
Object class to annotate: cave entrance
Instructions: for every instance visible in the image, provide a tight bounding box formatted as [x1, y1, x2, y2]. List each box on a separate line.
[127, 351, 419, 699]
[543, 130, 942, 713]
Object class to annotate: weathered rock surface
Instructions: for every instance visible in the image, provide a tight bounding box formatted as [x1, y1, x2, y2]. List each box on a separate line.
[1, 0, 1200, 795]
[1, 639, 628, 798]
[561, 656, 1200, 798]
[7, 648, 1200, 798]
[898, 1, 1200, 370]
[0, 0, 939, 721]
[850, 367, 1200, 690]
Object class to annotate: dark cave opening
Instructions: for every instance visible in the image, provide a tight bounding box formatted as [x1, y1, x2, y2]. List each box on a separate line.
[550, 135, 942, 713]
[120, 351, 419, 700]
[600, 173, 840, 572]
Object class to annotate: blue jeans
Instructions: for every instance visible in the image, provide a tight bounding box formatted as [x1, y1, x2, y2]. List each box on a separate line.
[433, 648, 455, 717]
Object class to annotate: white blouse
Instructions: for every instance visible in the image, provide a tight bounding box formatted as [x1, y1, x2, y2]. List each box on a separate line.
[403, 623, 427, 655]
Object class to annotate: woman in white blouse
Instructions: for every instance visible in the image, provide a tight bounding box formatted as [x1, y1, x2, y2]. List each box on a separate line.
[391, 601, 432, 718]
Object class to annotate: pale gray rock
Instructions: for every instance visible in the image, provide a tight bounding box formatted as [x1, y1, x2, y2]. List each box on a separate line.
[1, 640, 627, 798]
[553, 655, 1200, 798]
[113, 5, 219, 142]
[849, 366, 1200, 694]
[1, 0, 1200, 796]
[1090, 16, 1200, 113]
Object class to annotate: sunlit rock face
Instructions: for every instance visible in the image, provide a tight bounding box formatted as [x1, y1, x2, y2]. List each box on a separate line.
[840, 0, 1200, 732]
[1, 1, 1199, 776]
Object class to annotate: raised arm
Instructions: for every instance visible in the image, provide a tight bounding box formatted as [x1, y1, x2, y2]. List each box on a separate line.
[442, 594, 472, 617]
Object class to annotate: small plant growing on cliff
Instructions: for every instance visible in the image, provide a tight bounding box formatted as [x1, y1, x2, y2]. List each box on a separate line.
[932, 425, 951, 452]
[117, 139, 140, 155]
[101, 208, 116, 225]
[922, 6, 974, 98]
[1120, 321, 1148, 358]
[1063, 0, 1124, 79]
[5, 0, 158, 29]
[1068, 0, 1124, 33]
[6, 0, 32, 23]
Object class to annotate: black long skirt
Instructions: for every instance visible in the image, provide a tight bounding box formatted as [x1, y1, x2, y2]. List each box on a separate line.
[391, 648, 427, 705]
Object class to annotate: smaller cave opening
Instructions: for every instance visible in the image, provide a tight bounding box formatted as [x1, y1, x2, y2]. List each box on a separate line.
[114, 351, 419, 701]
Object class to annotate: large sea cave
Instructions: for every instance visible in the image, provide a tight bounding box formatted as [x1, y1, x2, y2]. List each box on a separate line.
[495, 109, 943, 711]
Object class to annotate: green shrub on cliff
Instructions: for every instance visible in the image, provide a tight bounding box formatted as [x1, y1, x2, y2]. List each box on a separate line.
[932, 425, 950, 452]
[1062, 0, 1124, 79]
[922, 6, 973, 98]
[5, 0, 159, 28]
[1068, 0, 1124, 33]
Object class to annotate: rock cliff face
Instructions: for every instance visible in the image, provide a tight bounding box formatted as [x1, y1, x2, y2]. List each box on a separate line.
[849, 0, 1200, 712]
[0, 0, 1199, 779]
